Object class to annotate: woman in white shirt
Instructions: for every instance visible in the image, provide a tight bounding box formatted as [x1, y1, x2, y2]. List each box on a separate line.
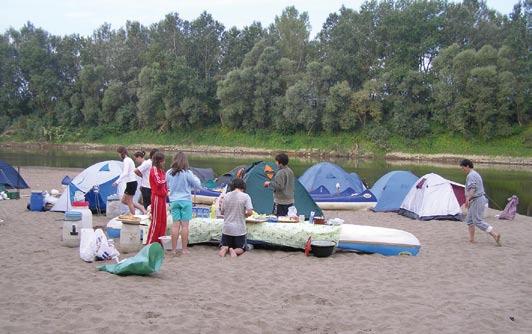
[134, 149, 158, 210]
[113, 146, 147, 214]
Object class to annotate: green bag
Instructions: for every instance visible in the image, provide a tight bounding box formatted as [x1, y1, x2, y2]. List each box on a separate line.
[98, 243, 164, 276]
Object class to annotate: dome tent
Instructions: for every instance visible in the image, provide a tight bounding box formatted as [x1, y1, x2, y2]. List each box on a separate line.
[299, 162, 366, 195]
[0, 160, 29, 189]
[371, 171, 418, 212]
[398, 173, 465, 221]
[52, 160, 123, 213]
[244, 161, 322, 218]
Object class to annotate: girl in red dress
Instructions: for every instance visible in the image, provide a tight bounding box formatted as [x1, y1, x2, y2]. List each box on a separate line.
[146, 152, 168, 245]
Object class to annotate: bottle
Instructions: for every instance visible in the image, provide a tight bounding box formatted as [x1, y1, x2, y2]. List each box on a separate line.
[309, 211, 315, 224]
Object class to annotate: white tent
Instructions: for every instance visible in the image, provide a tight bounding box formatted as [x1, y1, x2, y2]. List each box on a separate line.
[398, 173, 464, 221]
[52, 160, 125, 212]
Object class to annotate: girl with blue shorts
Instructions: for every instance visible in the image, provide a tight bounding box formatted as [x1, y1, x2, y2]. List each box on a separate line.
[166, 152, 201, 254]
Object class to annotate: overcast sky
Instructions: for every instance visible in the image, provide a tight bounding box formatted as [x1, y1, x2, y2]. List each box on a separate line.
[1, 0, 519, 38]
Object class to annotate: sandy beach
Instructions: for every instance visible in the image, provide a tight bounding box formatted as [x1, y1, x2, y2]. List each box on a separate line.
[1, 166, 531, 334]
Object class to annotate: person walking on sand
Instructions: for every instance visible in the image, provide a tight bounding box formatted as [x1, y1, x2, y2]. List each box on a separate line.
[263, 153, 295, 216]
[146, 152, 168, 245]
[113, 146, 146, 215]
[460, 159, 501, 246]
[219, 178, 253, 258]
[166, 152, 201, 254]
[134, 148, 159, 210]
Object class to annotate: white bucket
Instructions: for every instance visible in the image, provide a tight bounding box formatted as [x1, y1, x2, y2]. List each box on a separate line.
[62, 220, 80, 247]
[119, 223, 142, 253]
[159, 235, 182, 251]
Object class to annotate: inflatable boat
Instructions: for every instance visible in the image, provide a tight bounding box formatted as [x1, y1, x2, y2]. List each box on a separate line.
[337, 224, 420, 256]
[186, 218, 420, 256]
[311, 189, 378, 211]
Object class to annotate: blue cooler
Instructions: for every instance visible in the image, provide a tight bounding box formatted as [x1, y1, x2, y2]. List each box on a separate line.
[30, 191, 44, 211]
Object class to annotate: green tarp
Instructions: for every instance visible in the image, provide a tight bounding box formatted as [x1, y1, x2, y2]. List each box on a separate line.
[98, 243, 164, 276]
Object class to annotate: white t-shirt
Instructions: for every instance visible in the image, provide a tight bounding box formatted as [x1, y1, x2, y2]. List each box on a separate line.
[136, 159, 152, 188]
[116, 156, 137, 184]
[221, 190, 253, 236]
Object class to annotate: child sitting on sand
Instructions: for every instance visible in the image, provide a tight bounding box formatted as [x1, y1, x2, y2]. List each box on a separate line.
[219, 178, 253, 258]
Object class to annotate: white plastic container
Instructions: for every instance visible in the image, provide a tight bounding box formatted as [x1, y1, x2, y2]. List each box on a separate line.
[119, 223, 142, 253]
[71, 201, 93, 229]
[62, 219, 81, 247]
[159, 235, 182, 251]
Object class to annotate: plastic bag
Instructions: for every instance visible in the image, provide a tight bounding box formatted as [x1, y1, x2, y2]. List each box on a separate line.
[98, 243, 164, 276]
[94, 229, 120, 261]
[80, 228, 96, 262]
[287, 206, 297, 217]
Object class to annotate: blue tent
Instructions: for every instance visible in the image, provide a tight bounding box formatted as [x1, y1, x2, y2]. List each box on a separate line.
[0, 160, 29, 189]
[299, 162, 366, 195]
[371, 171, 418, 212]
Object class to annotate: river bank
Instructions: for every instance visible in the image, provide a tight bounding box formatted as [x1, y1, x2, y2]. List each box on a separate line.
[2, 141, 532, 166]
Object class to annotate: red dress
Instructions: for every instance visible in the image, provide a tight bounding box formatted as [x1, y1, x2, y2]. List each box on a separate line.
[146, 167, 168, 245]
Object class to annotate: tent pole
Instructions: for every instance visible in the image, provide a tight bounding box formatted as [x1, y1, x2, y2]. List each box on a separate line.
[16, 166, 21, 198]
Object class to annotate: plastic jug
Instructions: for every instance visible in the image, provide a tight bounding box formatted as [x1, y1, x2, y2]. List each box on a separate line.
[62, 211, 81, 247]
[62, 220, 81, 247]
[71, 201, 93, 229]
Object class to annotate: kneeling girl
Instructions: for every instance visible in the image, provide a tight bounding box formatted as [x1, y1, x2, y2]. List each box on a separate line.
[219, 178, 253, 257]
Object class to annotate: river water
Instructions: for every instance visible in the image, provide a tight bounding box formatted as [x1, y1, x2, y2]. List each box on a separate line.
[1, 147, 530, 216]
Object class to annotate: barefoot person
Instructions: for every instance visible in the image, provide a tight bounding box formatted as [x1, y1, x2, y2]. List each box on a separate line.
[113, 146, 146, 215]
[460, 159, 501, 246]
[166, 152, 201, 254]
[146, 152, 167, 245]
[219, 178, 253, 258]
[263, 153, 295, 216]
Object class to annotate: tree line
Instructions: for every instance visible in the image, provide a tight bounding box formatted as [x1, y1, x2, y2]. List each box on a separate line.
[0, 0, 529, 144]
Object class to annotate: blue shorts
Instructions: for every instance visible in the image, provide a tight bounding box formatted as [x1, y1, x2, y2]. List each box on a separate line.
[170, 200, 193, 221]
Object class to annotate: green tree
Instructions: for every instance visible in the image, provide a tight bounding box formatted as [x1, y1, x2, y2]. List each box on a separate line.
[270, 6, 311, 71]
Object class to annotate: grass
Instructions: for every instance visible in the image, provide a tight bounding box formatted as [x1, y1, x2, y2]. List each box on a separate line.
[2, 125, 531, 158]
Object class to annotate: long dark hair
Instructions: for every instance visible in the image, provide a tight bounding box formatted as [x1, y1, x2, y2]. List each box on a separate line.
[117, 146, 128, 160]
[152, 152, 165, 169]
[170, 151, 189, 176]
[149, 148, 159, 159]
